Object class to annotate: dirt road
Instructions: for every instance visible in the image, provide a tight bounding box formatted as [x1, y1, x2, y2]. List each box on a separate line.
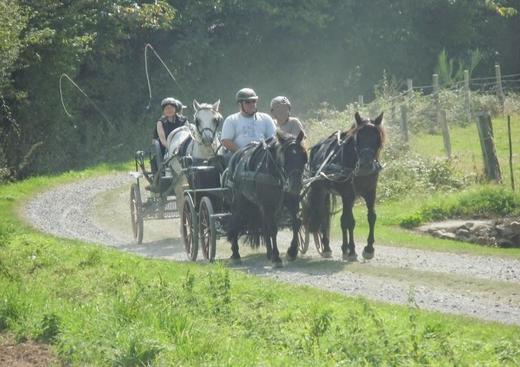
[23, 173, 520, 325]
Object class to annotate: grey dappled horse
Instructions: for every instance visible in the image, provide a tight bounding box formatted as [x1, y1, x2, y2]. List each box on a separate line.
[166, 100, 222, 218]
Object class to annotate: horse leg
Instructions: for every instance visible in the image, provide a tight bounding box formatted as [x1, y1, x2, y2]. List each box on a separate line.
[228, 199, 247, 262]
[362, 191, 377, 260]
[320, 193, 333, 258]
[229, 232, 241, 262]
[341, 194, 357, 261]
[286, 196, 300, 261]
[271, 229, 283, 268]
[265, 233, 273, 260]
[174, 177, 186, 233]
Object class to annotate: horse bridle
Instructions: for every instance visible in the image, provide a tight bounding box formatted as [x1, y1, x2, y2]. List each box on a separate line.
[327, 124, 380, 174]
[263, 138, 305, 194]
[193, 108, 222, 146]
[350, 123, 381, 175]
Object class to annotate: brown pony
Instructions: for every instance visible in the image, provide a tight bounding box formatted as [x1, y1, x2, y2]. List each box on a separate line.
[302, 112, 384, 260]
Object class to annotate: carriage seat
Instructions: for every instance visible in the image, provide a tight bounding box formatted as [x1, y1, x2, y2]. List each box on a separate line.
[185, 165, 221, 190]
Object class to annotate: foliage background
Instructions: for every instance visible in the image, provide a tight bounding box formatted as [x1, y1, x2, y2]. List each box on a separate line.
[0, 0, 519, 180]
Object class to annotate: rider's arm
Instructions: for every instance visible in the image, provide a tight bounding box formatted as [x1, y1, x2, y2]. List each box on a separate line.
[222, 139, 239, 153]
[156, 120, 168, 148]
[264, 114, 277, 139]
[221, 116, 238, 152]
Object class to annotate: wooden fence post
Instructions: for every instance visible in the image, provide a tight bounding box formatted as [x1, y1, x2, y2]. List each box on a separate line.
[439, 110, 451, 159]
[495, 64, 505, 112]
[400, 104, 409, 143]
[406, 78, 413, 130]
[508, 115, 515, 191]
[432, 74, 440, 133]
[476, 112, 502, 183]
[407, 79, 413, 95]
[464, 70, 472, 123]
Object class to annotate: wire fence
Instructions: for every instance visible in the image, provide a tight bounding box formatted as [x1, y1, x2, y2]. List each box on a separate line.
[330, 64, 520, 169]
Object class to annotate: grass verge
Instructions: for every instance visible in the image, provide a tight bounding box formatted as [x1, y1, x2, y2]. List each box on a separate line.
[1, 165, 520, 365]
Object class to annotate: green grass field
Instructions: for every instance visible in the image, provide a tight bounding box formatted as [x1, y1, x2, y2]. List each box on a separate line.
[410, 115, 519, 185]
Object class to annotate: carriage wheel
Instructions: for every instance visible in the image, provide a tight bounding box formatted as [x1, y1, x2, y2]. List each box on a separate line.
[130, 183, 144, 244]
[182, 194, 198, 261]
[199, 196, 217, 262]
[314, 232, 327, 256]
[298, 224, 310, 254]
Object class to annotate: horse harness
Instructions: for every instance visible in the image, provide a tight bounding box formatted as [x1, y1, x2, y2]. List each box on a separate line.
[225, 139, 296, 212]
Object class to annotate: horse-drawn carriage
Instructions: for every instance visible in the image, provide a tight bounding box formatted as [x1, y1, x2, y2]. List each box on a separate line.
[129, 148, 179, 244]
[130, 104, 384, 265]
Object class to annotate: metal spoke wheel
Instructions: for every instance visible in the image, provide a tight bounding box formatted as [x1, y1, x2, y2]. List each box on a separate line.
[314, 232, 327, 256]
[182, 194, 198, 261]
[199, 196, 217, 262]
[298, 224, 310, 254]
[130, 183, 144, 244]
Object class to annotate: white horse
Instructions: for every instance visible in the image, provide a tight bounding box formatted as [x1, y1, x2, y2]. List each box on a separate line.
[166, 99, 222, 218]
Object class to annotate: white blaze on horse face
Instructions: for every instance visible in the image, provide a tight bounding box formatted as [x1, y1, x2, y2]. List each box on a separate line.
[195, 108, 219, 144]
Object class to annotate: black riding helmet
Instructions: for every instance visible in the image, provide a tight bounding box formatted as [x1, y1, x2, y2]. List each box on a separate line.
[235, 88, 259, 103]
[161, 97, 184, 112]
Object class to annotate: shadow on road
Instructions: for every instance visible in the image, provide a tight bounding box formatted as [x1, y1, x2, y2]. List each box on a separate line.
[115, 237, 186, 258]
[224, 252, 352, 275]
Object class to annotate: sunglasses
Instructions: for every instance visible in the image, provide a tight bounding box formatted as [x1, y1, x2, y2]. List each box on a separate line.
[243, 100, 257, 104]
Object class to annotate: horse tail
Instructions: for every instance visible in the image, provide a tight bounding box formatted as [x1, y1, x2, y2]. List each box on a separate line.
[244, 232, 263, 248]
[303, 183, 330, 234]
[226, 204, 264, 248]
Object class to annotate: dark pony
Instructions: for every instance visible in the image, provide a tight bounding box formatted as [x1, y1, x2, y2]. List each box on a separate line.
[303, 112, 384, 260]
[225, 131, 307, 267]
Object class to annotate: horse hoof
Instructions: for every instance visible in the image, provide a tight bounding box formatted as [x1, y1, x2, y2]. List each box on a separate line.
[272, 259, 283, 268]
[320, 250, 332, 259]
[286, 250, 297, 262]
[342, 252, 357, 261]
[362, 249, 374, 260]
[229, 255, 242, 264]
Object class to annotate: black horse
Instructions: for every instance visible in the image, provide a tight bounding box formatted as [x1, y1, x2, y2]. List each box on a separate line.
[225, 131, 307, 267]
[303, 112, 384, 260]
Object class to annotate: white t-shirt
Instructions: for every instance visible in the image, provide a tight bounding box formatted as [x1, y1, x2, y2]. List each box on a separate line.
[278, 117, 305, 138]
[221, 112, 277, 148]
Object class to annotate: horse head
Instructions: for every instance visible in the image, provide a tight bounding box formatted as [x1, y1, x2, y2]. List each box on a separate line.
[274, 130, 307, 195]
[350, 112, 384, 176]
[192, 99, 222, 145]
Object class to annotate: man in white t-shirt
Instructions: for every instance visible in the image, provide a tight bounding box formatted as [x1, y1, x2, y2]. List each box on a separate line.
[221, 88, 277, 153]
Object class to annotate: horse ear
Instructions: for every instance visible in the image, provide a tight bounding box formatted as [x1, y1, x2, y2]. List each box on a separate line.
[193, 99, 201, 111]
[374, 112, 384, 126]
[355, 112, 363, 126]
[296, 130, 305, 144]
[212, 99, 220, 111]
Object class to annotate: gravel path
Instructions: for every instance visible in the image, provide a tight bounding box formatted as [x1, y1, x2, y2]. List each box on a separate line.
[23, 173, 520, 326]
